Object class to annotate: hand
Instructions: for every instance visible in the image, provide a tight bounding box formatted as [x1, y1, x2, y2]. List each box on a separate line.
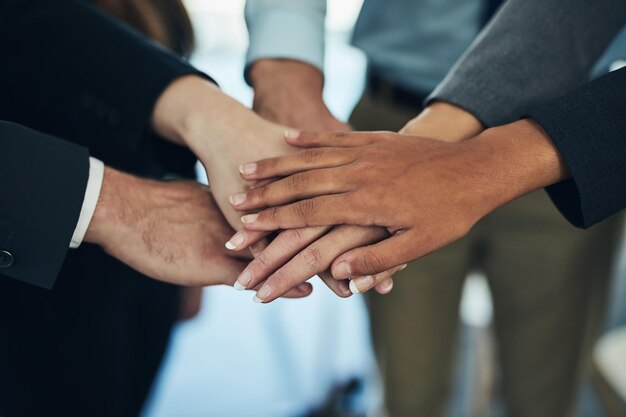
[225, 224, 402, 303]
[249, 59, 350, 131]
[84, 166, 312, 298]
[232, 120, 569, 277]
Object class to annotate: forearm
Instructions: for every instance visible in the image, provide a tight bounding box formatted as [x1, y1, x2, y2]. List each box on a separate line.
[429, 0, 626, 126]
[0, 0, 210, 154]
[469, 119, 569, 215]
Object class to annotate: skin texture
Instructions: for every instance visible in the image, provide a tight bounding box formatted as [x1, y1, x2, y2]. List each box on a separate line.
[232, 118, 570, 296]
[245, 59, 398, 301]
[84, 166, 312, 297]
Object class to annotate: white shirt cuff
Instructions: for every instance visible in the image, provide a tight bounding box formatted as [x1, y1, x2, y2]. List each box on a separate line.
[70, 157, 104, 249]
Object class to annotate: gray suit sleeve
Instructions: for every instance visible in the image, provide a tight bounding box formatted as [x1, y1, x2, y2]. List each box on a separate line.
[427, 0, 626, 126]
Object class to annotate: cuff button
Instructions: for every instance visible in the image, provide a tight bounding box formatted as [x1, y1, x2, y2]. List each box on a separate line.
[0, 250, 14, 269]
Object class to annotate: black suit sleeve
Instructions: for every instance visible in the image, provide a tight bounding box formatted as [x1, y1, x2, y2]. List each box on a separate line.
[0, 0, 214, 161]
[527, 67, 626, 228]
[0, 121, 89, 289]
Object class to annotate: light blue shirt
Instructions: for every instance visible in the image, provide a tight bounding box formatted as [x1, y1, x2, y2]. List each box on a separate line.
[246, 0, 484, 94]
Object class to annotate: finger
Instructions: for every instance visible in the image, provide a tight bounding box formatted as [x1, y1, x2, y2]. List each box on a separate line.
[225, 229, 272, 251]
[241, 195, 367, 231]
[239, 147, 354, 181]
[332, 231, 422, 278]
[348, 264, 406, 294]
[274, 282, 313, 299]
[233, 226, 331, 291]
[374, 278, 394, 295]
[284, 130, 377, 149]
[318, 270, 352, 298]
[232, 168, 350, 211]
[252, 225, 388, 303]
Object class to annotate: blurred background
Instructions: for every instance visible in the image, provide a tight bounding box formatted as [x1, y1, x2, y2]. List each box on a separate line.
[133, 1, 626, 416]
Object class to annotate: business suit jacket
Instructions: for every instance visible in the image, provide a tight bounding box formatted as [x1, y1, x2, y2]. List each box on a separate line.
[427, 0, 626, 228]
[0, 1, 211, 416]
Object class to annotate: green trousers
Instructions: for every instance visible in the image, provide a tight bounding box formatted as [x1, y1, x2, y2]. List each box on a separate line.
[350, 89, 624, 417]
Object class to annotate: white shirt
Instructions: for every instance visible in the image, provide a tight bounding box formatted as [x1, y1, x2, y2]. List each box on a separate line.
[70, 157, 104, 248]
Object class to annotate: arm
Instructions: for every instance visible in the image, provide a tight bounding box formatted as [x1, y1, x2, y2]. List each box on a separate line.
[245, 0, 347, 130]
[0, 123, 312, 296]
[0, 122, 90, 289]
[0, 0, 211, 155]
[426, 0, 626, 126]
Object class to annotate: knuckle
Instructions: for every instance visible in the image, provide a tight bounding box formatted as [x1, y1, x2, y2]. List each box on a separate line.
[302, 149, 323, 164]
[288, 171, 310, 191]
[282, 228, 305, 244]
[300, 247, 323, 270]
[293, 199, 316, 219]
[361, 250, 387, 274]
[253, 252, 270, 271]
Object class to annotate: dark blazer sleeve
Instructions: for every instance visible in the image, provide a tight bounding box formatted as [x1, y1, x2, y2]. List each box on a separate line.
[0, 0, 214, 161]
[0, 121, 89, 289]
[527, 67, 626, 228]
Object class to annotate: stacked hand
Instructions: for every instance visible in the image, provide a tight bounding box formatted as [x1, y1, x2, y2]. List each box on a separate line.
[228, 117, 568, 299]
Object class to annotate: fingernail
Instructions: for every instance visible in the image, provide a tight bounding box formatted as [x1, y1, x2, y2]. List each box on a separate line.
[338, 281, 352, 296]
[241, 213, 259, 224]
[235, 270, 252, 290]
[225, 232, 245, 250]
[297, 283, 311, 292]
[284, 130, 301, 140]
[239, 163, 257, 175]
[334, 262, 352, 279]
[350, 276, 374, 294]
[229, 193, 247, 206]
[400, 264, 408, 271]
[379, 279, 394, 294]
[233, 281, 246, 291]
[254, 284, 272, 303]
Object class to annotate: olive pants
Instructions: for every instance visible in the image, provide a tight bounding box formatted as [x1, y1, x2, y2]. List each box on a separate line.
[350, 89, 624, 417]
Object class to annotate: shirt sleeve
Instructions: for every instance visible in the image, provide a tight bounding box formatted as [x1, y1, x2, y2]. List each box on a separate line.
[527, 67, 626, 228]
[70, 157, 105, 249]
[244, 0, 327, 84]
[427, 0, 626, 127]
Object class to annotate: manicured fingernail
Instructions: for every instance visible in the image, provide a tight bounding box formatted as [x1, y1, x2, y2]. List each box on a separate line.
[284, 130, 301, 140]
[379, 279, 394, 294]
[338, 281, 352, 296]
[253, 285, 272, 303]
[229, 193, 247, 206]
[225, 232, 245, 250]
[400, 264, 408, 270]
[233, 281, 246, 291]
[239, 163, 257, 175]
[349, 275, 374, 294]
[241, 213, 259, 224]
[235, 270, 252, 290]
[334, 262, 352, 279]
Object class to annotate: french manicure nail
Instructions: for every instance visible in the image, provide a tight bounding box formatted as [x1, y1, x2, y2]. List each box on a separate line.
[235, 270, 252, 290]
[239, 163, 257, 175]
[233, 281, 246, 291]
[254, 285, 272, 303]
[229, 193, 247, 206]
[225, 232, 245, 250]
[284, 130, 301, 140]
[241, 213, 259, 224]
[399, 264, 408, 271]
[334, 262, 352, 279]
[349, 275, 374, 294]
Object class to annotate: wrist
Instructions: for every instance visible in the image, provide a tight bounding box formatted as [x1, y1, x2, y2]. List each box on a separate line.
[401, 101, 483, 142]
[468, 119, 569, 213]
